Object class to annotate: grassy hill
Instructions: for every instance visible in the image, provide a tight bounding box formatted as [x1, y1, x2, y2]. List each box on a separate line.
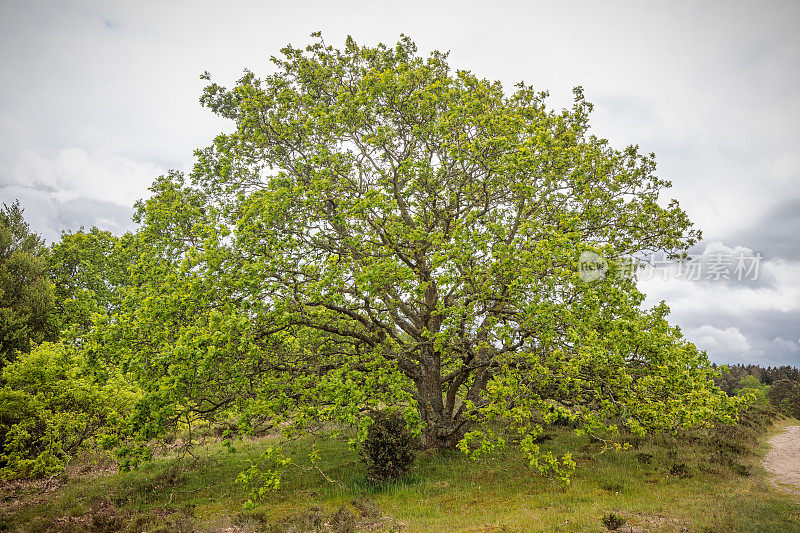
[2, 407, 799, 532]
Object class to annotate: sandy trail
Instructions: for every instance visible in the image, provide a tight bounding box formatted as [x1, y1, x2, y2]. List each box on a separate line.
[764, 425, 800, 494]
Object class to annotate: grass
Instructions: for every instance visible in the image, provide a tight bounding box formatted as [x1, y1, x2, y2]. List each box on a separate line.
[2, 407, 799, 532]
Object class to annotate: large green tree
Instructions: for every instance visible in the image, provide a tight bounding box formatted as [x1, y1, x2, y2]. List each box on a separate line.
[102, 35, 741, 484]
[0, 202, 57, 366]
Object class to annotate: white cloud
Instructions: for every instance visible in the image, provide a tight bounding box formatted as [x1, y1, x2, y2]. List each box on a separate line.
[684, 325, 751, 357]
[8, 148, 164, 206]
[772, 337, 800, 354]
[641, 282, 799, 323]
[635, 240, 800, 365]
[639, 240, 800, 314]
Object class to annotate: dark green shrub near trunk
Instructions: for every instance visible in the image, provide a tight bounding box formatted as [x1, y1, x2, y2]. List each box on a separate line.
[359, 411, 416, 483]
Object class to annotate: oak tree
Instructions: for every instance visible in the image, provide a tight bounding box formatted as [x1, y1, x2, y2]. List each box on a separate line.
[104, 35, 742, 485]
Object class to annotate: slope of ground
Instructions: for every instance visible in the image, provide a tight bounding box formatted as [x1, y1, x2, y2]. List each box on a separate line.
[2, 407, 799, 532]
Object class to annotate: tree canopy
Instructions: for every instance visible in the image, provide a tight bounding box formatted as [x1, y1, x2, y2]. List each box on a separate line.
[89, 34, 742, 491]
[48, 227, 130, 337]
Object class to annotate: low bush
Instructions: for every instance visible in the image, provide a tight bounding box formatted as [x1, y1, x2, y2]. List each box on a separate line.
[0, 342, 139, 479]
[601, 512, 626, 530]
[359, 411, 416, 483]
[635, 452, 653, 464]
[670, 463, 692, 478]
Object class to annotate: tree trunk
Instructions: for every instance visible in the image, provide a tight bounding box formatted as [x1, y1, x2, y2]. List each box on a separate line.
[415, 349, 469, 450]
[419, 415, 469, 450]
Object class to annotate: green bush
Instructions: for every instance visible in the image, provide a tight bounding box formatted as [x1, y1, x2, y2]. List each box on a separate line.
[0, 342, 139, 478]
[601, 512, 626, 530]
[359, 411, 416, 483]
[670, 462, 692, 478]
[635, 452, 653, 464]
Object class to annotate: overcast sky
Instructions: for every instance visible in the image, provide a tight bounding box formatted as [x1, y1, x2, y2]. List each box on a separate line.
[1, 0, 798, 366]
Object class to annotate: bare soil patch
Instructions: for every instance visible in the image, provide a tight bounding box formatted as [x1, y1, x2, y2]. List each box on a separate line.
[764, 424, 800, 494]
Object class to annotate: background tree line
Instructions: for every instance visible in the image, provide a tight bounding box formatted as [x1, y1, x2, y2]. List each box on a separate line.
[713, 363, 800, 418]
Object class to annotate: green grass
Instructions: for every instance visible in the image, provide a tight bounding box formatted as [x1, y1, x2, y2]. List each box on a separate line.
[2, 408, 799, 532]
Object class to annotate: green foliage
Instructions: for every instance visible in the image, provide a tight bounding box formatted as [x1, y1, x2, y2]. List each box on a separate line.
[83, 34, 745, 497]
[48, 227, 129, 336]
[0, 201, 57, 367]
[0, 342, 139, 479]
[359, 411, 416, 482]
[0, 201, 47, 255]
[733, 374, 770, 404]
[0, 217, 140, 480]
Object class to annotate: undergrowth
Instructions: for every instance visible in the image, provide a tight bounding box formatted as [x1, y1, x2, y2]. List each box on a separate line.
[1, 405, 796, 532]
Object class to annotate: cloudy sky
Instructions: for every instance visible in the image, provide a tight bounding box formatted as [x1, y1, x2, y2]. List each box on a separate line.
[1, 0, 798, 366]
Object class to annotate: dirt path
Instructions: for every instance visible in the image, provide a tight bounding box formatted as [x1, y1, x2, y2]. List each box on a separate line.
[764, 425, 800, 494]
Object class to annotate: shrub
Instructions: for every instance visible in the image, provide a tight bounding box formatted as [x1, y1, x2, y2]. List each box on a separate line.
[734, 375, 770, 404]
[706, 403, 778, 456]
[268, 507, 324, 532]
[0, 342, 139, 479]
[601, 512, 626, 530]
[328, 507, 357, 533]
[600, 480, 624, 492]
[359, 411, 416, 483]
